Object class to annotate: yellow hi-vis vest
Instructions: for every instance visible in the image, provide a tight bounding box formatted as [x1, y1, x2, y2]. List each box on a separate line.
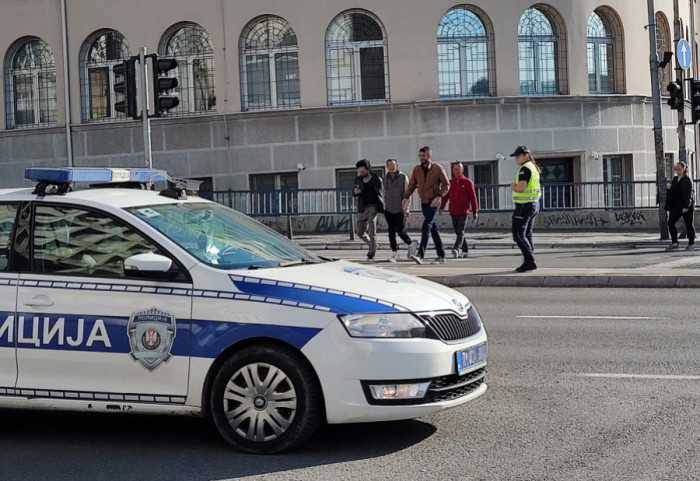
[512, 162, 541, 204]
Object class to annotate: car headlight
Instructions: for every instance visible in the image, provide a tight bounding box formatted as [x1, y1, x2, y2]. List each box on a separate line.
[338, 313, 426, 338]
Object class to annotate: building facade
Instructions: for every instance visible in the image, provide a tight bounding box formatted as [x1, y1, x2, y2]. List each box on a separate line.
[0, 0, 697, 192]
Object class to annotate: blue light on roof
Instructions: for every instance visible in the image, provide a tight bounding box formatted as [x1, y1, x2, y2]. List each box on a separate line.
[25, 168, 168, 184]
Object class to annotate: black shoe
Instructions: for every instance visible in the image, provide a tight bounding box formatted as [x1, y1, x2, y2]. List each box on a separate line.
[515, 261, 537, 273]
[367, 252, 375, 261]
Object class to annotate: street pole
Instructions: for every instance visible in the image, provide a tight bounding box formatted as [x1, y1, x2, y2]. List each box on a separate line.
[648, 0, 669, 240]
[691, 0, 698, 173]
[140, 47, 153, 169]
[674, 0, 687, 164]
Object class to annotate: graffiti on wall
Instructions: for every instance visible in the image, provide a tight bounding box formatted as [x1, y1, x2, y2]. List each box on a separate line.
[542, 212, 610, 228]
[315, 215, 351, 233]
[613, 211, 646, 226]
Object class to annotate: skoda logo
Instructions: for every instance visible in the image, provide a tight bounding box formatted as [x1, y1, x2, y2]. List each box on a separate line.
[452, 299, 466, 314]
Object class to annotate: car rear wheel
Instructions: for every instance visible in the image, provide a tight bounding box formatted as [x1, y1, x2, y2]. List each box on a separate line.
[210, 344, 323, 454]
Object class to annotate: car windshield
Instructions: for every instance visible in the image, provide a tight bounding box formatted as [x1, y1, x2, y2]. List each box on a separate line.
[126, 202, 320, 270]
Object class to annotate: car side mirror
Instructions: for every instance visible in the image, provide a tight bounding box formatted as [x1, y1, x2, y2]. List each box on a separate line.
[124, 252, 172, 273]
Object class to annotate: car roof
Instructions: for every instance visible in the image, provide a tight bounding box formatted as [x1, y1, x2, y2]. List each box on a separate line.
[0, 187, 213, 209]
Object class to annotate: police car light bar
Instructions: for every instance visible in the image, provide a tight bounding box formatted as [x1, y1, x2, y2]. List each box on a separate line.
[25, 168, 168, 184]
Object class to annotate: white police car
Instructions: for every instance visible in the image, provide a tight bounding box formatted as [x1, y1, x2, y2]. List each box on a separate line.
[0, 167, 487, 454]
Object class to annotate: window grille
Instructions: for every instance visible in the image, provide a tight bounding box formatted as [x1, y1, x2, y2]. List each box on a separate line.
[326, 10, 389, 105]
[437, 6, 494, 98]
[655, 12, 672, 87]
[587, 8, 624, 94]
[79, 30, 131, 123]
[518, 7, 566, 96]
[4, 38, 57, 129]
[161, 22, 216, 116]
[240, 16, 300, 111]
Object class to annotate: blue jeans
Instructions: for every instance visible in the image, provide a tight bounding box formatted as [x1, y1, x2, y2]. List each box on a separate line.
[419, 203, 446, 259]
[512, 202, 539, 263]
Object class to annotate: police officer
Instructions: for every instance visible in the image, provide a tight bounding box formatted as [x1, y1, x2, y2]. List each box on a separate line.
[509, 146, 541, 272]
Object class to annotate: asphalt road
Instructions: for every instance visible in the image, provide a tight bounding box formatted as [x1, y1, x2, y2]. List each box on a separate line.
[2, 288, 700, 481]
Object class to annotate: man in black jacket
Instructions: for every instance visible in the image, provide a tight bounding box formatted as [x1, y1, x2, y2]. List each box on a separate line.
[353, 159, 385, 260]
[665, 162, 696, 251]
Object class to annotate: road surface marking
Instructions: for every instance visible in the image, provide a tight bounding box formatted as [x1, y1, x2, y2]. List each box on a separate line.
[577, 373, 700, 380]
[639, 256, 700, 270]
[516, 315, 671, 320]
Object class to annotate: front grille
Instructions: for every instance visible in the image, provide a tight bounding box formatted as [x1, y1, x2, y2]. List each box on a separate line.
[424, 367, 486, 403]
[421, 306, 482, 342]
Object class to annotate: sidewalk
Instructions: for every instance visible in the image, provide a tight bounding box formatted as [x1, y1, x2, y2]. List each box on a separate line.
[294, 231, 669, 250]
[296, 231, 700, 288]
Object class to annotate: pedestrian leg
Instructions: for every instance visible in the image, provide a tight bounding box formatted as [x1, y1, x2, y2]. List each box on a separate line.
[512, 204, 535, 263]
[418, 203, 433, 259]
[423, 205, 446, 259]
[385, 212, 398, 252]
[357, 211, 369, 246]
[367, 206, 378, 256]
[525, 205, 539, 254]
[668, 210, 682, 244]
[682, 208, 695, 246]
[452, 214, 467, 253]
[396, 214, 412, 245]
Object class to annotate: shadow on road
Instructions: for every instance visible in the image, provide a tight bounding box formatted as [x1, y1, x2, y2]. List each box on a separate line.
[0, 409, 437, 481]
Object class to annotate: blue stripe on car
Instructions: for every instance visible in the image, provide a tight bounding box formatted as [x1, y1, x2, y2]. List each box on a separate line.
[3, 312, 320, 356]
[230, 275, 402, 313]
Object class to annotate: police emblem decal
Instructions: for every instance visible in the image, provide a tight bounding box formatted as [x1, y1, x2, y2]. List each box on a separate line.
[127, 308, 176, 371]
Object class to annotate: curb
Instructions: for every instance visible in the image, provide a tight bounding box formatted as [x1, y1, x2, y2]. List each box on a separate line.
[299, 242, 669, 251]
[421, 274, 700, 288]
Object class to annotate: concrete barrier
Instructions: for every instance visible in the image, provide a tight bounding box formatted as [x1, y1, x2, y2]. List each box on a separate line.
[253, 209, 698, 234]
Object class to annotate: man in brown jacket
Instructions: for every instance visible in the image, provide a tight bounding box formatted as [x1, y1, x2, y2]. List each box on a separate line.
[402, 146, 450, 264]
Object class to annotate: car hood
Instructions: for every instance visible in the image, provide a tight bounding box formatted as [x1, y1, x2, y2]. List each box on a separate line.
[229, 260, 471, 315]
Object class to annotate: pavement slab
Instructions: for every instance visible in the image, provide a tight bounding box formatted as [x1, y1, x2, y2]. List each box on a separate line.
[299, 231, 700, 288]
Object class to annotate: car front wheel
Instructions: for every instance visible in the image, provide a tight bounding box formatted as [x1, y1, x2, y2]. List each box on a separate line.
[210, 344, 323, 454]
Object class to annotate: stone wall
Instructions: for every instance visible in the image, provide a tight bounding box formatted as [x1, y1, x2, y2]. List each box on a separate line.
[254, 208, 687, 235]
[0, 96, 691, 191]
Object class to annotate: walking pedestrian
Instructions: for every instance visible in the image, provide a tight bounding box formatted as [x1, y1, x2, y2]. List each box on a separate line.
[402, 146, 450, 265]
[665, 161, 696, 251]
[353, 159, 385, 261]
[510, 146, 542, 272]
[441, 162, 479, 259]
[383, 159, 419, 262]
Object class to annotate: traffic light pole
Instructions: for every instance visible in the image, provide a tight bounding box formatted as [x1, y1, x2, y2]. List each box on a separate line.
[140, 47, 153, 169]
[648, 0, 669, 240]
[674, 0, 687, 164]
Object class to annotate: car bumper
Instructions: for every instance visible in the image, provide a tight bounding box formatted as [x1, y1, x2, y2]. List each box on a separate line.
[301, 321, 488, 424]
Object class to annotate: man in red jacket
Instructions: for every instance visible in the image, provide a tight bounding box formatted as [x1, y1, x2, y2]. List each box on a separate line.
[440, 162, 478, 258]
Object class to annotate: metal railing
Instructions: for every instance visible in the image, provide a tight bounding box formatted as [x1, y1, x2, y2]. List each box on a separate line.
[200, 180, 689, 217]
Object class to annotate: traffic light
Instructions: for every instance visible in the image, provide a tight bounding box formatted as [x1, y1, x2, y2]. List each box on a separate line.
[152, 55, 179, 116]
[690, 80, 700, 124]
[666, 81, 684, 111]
[114, 58, 137, 119]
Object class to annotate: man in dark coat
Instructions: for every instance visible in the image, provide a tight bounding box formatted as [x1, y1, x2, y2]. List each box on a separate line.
[353, 159, 385, 260]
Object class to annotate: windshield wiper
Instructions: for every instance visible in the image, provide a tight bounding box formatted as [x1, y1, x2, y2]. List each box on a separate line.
[278, 258, 320, 267]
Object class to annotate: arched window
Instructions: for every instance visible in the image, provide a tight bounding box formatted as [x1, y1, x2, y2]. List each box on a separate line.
[4, 37, 57, 128]
[588, 7, 624, 94]
[655, 12, 672, 86]
[437, 6, 494, 98]
[518, 7, 565, 95]
[80, 30, 131, 122]
[239, 16, 299, 111]
[326, 10, 389, 105]
[161, 22, 216, 115]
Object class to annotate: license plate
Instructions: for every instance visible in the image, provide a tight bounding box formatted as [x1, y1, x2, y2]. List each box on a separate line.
[456, 342, 487, 373]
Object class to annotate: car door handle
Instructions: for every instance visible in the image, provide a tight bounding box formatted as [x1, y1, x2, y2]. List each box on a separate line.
[22, 295, 55, 307]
